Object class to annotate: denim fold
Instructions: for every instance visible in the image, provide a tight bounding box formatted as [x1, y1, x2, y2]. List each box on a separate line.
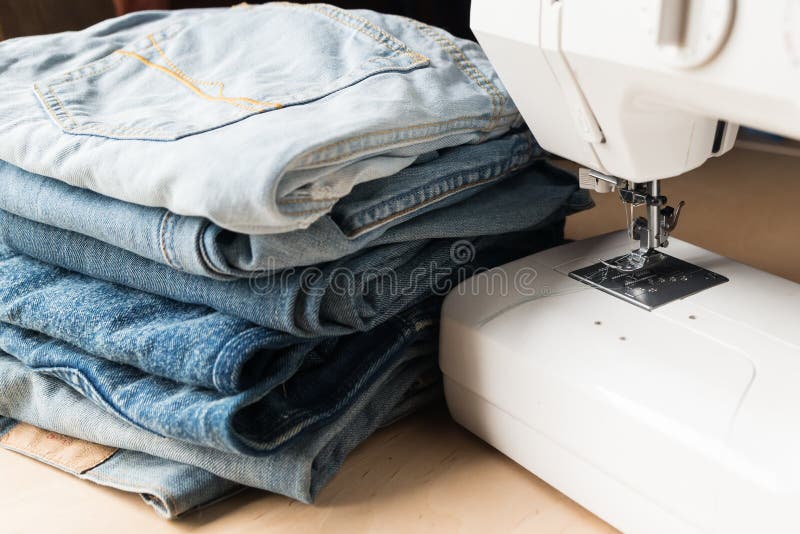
[0, 342, 441, 504]
[0, 416, 243, 519]
[0, 131, 545, 279]
[0, 285, 442, 455]
[0, 165, 587, 337]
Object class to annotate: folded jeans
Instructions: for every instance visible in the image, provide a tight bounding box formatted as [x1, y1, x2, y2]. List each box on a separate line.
[0, 281, 442, 455]
[0, 3, 521, 233]
[0, 131, 544, 279]
[0, 342, 441, 505]
[0, 417, 243, 519]
[0, 166, 586, 337]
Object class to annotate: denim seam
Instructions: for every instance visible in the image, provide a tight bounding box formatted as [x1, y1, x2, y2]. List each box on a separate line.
[345, 156, 534, 238]
[114, 47, 283, 114]
[196, 220, 234, 278]
[148, 34, 228, 92]
[32, 84, 78, 130]
[212, 327, 268, 393]
[145, 34, 282, 112]
[277, 196, 352, 205]
[290, 112, 520, 170]
[280, 2, 430, 63]
[36, 367, 158, 436]
[158, 210, 181, 271]
[408, 20, 503, 130]
[273, 206, 335, 217]
[49, 23, 185, 87]
[102, 52, 426, 141]
[35, 57, 153, 135]
[45, 54, 126, 88]
[81, 469, 178, 517]
[164, 212, 184, 272]
[275, 114, 522, 210]
[32, 25, 186, 137]
[340, 136, 534, 236]
[35, 3, 429, 140]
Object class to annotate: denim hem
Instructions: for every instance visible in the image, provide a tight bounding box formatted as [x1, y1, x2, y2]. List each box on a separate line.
[342, 137, 536, 238]
[211, 326, 275, 394]
[290, 112, 520, 172]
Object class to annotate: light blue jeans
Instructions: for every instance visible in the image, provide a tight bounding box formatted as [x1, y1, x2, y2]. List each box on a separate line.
[0, 131, 545, 279]
[0, 3, 521, 234]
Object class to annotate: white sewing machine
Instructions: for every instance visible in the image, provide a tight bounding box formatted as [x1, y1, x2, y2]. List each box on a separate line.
[439, 1, 800, 532]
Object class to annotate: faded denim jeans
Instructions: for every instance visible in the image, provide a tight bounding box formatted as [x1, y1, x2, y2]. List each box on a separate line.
[0, 131, 546, 279]
[0, 3, 521, 234]
[0, 341, 440, 511]
[0, 165, 589, 337]
[0, 215, 567, 456]
[0, 415, 243, 519]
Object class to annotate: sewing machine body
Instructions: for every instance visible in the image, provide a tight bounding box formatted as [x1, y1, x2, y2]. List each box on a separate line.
[441, 2, 800, 530]
[441, 231, 800, 533]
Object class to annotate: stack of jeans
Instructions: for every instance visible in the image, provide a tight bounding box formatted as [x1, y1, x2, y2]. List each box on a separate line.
[0, 3, 591, 518]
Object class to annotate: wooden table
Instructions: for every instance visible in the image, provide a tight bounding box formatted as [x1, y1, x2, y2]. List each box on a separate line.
[0, 405, 614, 534]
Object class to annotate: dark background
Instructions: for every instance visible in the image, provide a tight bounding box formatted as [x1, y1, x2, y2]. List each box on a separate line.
[0, 0, 472, 40]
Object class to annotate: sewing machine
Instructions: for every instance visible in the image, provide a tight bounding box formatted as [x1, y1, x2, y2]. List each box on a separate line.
[439, 1, 800, 532]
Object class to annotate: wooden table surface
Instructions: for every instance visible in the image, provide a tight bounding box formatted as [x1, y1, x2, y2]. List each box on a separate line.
[0, 404, 615, 534]
[2, 145, 799, 533]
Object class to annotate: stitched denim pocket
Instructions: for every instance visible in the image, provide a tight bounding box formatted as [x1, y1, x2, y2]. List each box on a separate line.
[32, 3, 430, 141]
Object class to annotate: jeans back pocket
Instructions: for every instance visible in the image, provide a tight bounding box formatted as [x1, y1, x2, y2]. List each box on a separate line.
[33, 3, 430, 141]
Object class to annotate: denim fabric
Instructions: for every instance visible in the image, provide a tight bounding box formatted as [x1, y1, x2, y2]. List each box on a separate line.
[0, 3, 521, 234]
[0, 344, 440, 504]
[0, 168, 586, 337]
[0, 418, 242, 519]
[0, 131, 544, 279]
[0, 218, 568, 395]
[0, 248, 317, 393]
[0, 282, 442, 455]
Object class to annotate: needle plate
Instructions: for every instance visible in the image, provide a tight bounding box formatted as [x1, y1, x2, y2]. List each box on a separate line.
[568, 252, 729, 310]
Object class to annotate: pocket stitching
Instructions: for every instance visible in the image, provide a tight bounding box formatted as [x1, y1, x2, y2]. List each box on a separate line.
[147, 34, 274, 113]
[114, 46, 282, 113]
[34, 55, 127, 132]
[147, 34, 226, 94]
[34, 26, 185, 136]
[34, 3, 430, 141]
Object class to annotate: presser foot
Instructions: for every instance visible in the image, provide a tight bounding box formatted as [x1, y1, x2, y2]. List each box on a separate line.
[598, 249, 665, 273]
